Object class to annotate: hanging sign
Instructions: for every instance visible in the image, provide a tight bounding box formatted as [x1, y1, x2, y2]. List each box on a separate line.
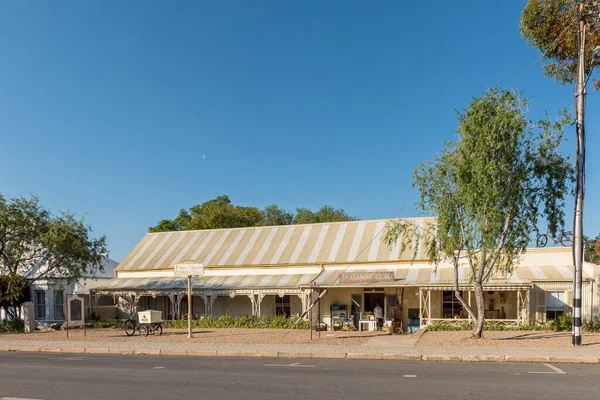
[338, 271, 395, 284]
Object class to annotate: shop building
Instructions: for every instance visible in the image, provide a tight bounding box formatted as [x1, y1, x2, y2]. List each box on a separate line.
[92, 218, 600, 330]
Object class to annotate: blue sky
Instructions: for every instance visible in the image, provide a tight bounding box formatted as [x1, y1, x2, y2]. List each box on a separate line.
[0, 1, 598, 261]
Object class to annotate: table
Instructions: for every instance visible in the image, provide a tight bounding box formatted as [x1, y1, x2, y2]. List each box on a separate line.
[358, 319, 377, 332]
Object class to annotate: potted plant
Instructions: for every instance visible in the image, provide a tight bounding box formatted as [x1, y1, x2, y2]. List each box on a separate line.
[364, 311, 373, 320]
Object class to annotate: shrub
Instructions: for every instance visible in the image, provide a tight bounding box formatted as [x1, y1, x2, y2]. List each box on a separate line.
[0, 318, 25, 333]
[426, 319, 548, 332]
[582, 319, 600, 332]
[162, 315, 309, 330]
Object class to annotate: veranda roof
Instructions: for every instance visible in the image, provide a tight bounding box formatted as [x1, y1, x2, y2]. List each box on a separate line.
[93, 273, 318, 292]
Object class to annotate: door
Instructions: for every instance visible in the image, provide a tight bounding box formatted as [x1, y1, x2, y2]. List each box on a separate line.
[364, 292, 385, 318]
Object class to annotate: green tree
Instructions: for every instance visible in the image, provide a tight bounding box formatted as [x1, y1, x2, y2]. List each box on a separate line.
[520, 0, 600, 90]
[149, 195, 263, 232]
[294, 205, 357, 224]
[0, 195, 107, 309]
[584, 234, 600, 264]
[259, 204, 294, 226]
[148, 209, 191, 233]
[384, 87, 573, 338]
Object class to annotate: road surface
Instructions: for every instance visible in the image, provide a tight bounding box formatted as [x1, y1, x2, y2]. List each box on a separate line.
[0, 352, 599, 399]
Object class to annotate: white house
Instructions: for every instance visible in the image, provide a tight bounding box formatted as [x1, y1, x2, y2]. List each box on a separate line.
[29, 256, 119, 327]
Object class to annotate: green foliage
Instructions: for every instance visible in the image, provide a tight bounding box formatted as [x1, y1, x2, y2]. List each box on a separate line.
[162, 315, 309, 329]
[582, 319, 600, 332]
[520, 0, 600, 90]
[259, 204, 294, 226]
[546, 314, 573, 331]
[0, 194, 107, 305]
[293, 206, 357, 225]
[426, 320, 549, 332]
[584, 233, 600, 264]
[149, 195, 357, 232]
[384, 87, 573, 337]
[0, 318, 25, 333]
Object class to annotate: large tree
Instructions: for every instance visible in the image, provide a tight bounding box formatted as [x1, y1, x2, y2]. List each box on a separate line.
[384, 87, 573, 338]
[520, 0, 600, 90]
[149, 197, 357, 232]
[0, 195, 107, 312]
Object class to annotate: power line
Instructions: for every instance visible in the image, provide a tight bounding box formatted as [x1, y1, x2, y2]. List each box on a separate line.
[512, 18, 577, 89]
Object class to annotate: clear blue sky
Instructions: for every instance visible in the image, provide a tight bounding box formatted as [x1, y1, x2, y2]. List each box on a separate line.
[1, 1, 598, 261]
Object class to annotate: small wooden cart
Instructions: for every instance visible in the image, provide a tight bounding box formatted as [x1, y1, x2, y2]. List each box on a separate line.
[124, 310, 163, 337]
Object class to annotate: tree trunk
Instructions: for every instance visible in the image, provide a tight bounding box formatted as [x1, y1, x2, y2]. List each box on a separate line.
[472, 281, 485, 338]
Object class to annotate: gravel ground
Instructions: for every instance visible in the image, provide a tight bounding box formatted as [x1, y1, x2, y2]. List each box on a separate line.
[417, 330, 600, 348]
[0, 328, 376, 345]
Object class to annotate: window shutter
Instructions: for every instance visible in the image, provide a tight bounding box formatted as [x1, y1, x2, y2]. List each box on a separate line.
[536, 287, 546, 323]
[565, 290, 573, 315]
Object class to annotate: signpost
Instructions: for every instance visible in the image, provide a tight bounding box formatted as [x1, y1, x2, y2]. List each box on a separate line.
[66, 294, 86, 338]
[174, 263, 204, 338]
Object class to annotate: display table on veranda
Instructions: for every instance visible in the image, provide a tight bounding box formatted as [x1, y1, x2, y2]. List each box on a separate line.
[358, 319, 377, 331]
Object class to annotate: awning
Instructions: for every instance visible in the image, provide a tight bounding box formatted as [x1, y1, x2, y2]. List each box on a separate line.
[300, 265, 591, 288]
[92, 273, 319, 292]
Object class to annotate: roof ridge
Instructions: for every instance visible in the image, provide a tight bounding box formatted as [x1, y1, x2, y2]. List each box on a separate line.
[145, 216, 437, 235]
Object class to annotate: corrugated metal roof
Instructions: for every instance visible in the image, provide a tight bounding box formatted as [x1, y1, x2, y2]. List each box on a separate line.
[94, 273, 319, 292]
[117, 218, 436, 271]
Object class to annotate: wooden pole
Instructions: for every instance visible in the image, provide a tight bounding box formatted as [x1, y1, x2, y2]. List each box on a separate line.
[187, 275, 192, 339]
[66, 295, 69, 339]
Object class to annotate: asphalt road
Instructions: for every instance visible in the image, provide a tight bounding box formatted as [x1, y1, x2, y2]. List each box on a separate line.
[1, 352, 599, 400]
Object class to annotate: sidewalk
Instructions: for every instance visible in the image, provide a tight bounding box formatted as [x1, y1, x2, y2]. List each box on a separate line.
[2, 335, 599, 364]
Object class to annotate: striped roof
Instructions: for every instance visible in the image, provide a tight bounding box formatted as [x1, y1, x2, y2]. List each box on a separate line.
[95, 273, 318, 292]
[117, 218, 435, 271]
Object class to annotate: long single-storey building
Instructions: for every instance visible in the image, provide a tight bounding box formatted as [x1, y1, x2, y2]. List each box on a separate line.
[91, 218, 600, 331]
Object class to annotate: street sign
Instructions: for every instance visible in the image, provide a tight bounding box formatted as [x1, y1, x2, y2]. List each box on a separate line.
[174, 263, 204, 277]
[173, 263, 204, 339]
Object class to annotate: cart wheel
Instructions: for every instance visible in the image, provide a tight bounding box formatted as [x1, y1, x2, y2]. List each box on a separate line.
[139, 325, 149, 337]
[124, 319, 136, 336]
[154, 324, 163, 336]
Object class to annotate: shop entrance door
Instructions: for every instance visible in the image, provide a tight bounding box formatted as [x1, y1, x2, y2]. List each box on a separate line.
[364, 292, 385, 318]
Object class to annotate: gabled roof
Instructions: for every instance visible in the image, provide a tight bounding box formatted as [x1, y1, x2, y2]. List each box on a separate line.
[117, 217, 435, 271]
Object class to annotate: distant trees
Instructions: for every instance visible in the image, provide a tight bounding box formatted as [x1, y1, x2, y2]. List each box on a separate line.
[148, 195, 357, 232]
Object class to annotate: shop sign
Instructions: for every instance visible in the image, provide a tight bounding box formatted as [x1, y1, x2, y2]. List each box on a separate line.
[338, 271, 394, 284]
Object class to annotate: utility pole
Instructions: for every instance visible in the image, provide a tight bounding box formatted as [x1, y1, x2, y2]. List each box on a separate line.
[572, 0, 587, 347]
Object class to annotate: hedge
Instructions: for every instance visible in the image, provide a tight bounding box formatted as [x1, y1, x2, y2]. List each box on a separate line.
[425, 316, 600, 332]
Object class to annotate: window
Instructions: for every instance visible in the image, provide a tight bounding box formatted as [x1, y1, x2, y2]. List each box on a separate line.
[442, 291, 464, 319]
[54, 290, 64, 320]
[275, 295, 291, 317]
[35, 290, 46, 319]
[96, 295, 115, 307]
[546, 291, 566, 321]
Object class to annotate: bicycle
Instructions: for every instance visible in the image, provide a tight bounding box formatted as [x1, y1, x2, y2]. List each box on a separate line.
[536, 231, 573, 247]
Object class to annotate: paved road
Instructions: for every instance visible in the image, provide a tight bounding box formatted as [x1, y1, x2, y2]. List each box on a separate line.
[1, 352, 599, 400]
